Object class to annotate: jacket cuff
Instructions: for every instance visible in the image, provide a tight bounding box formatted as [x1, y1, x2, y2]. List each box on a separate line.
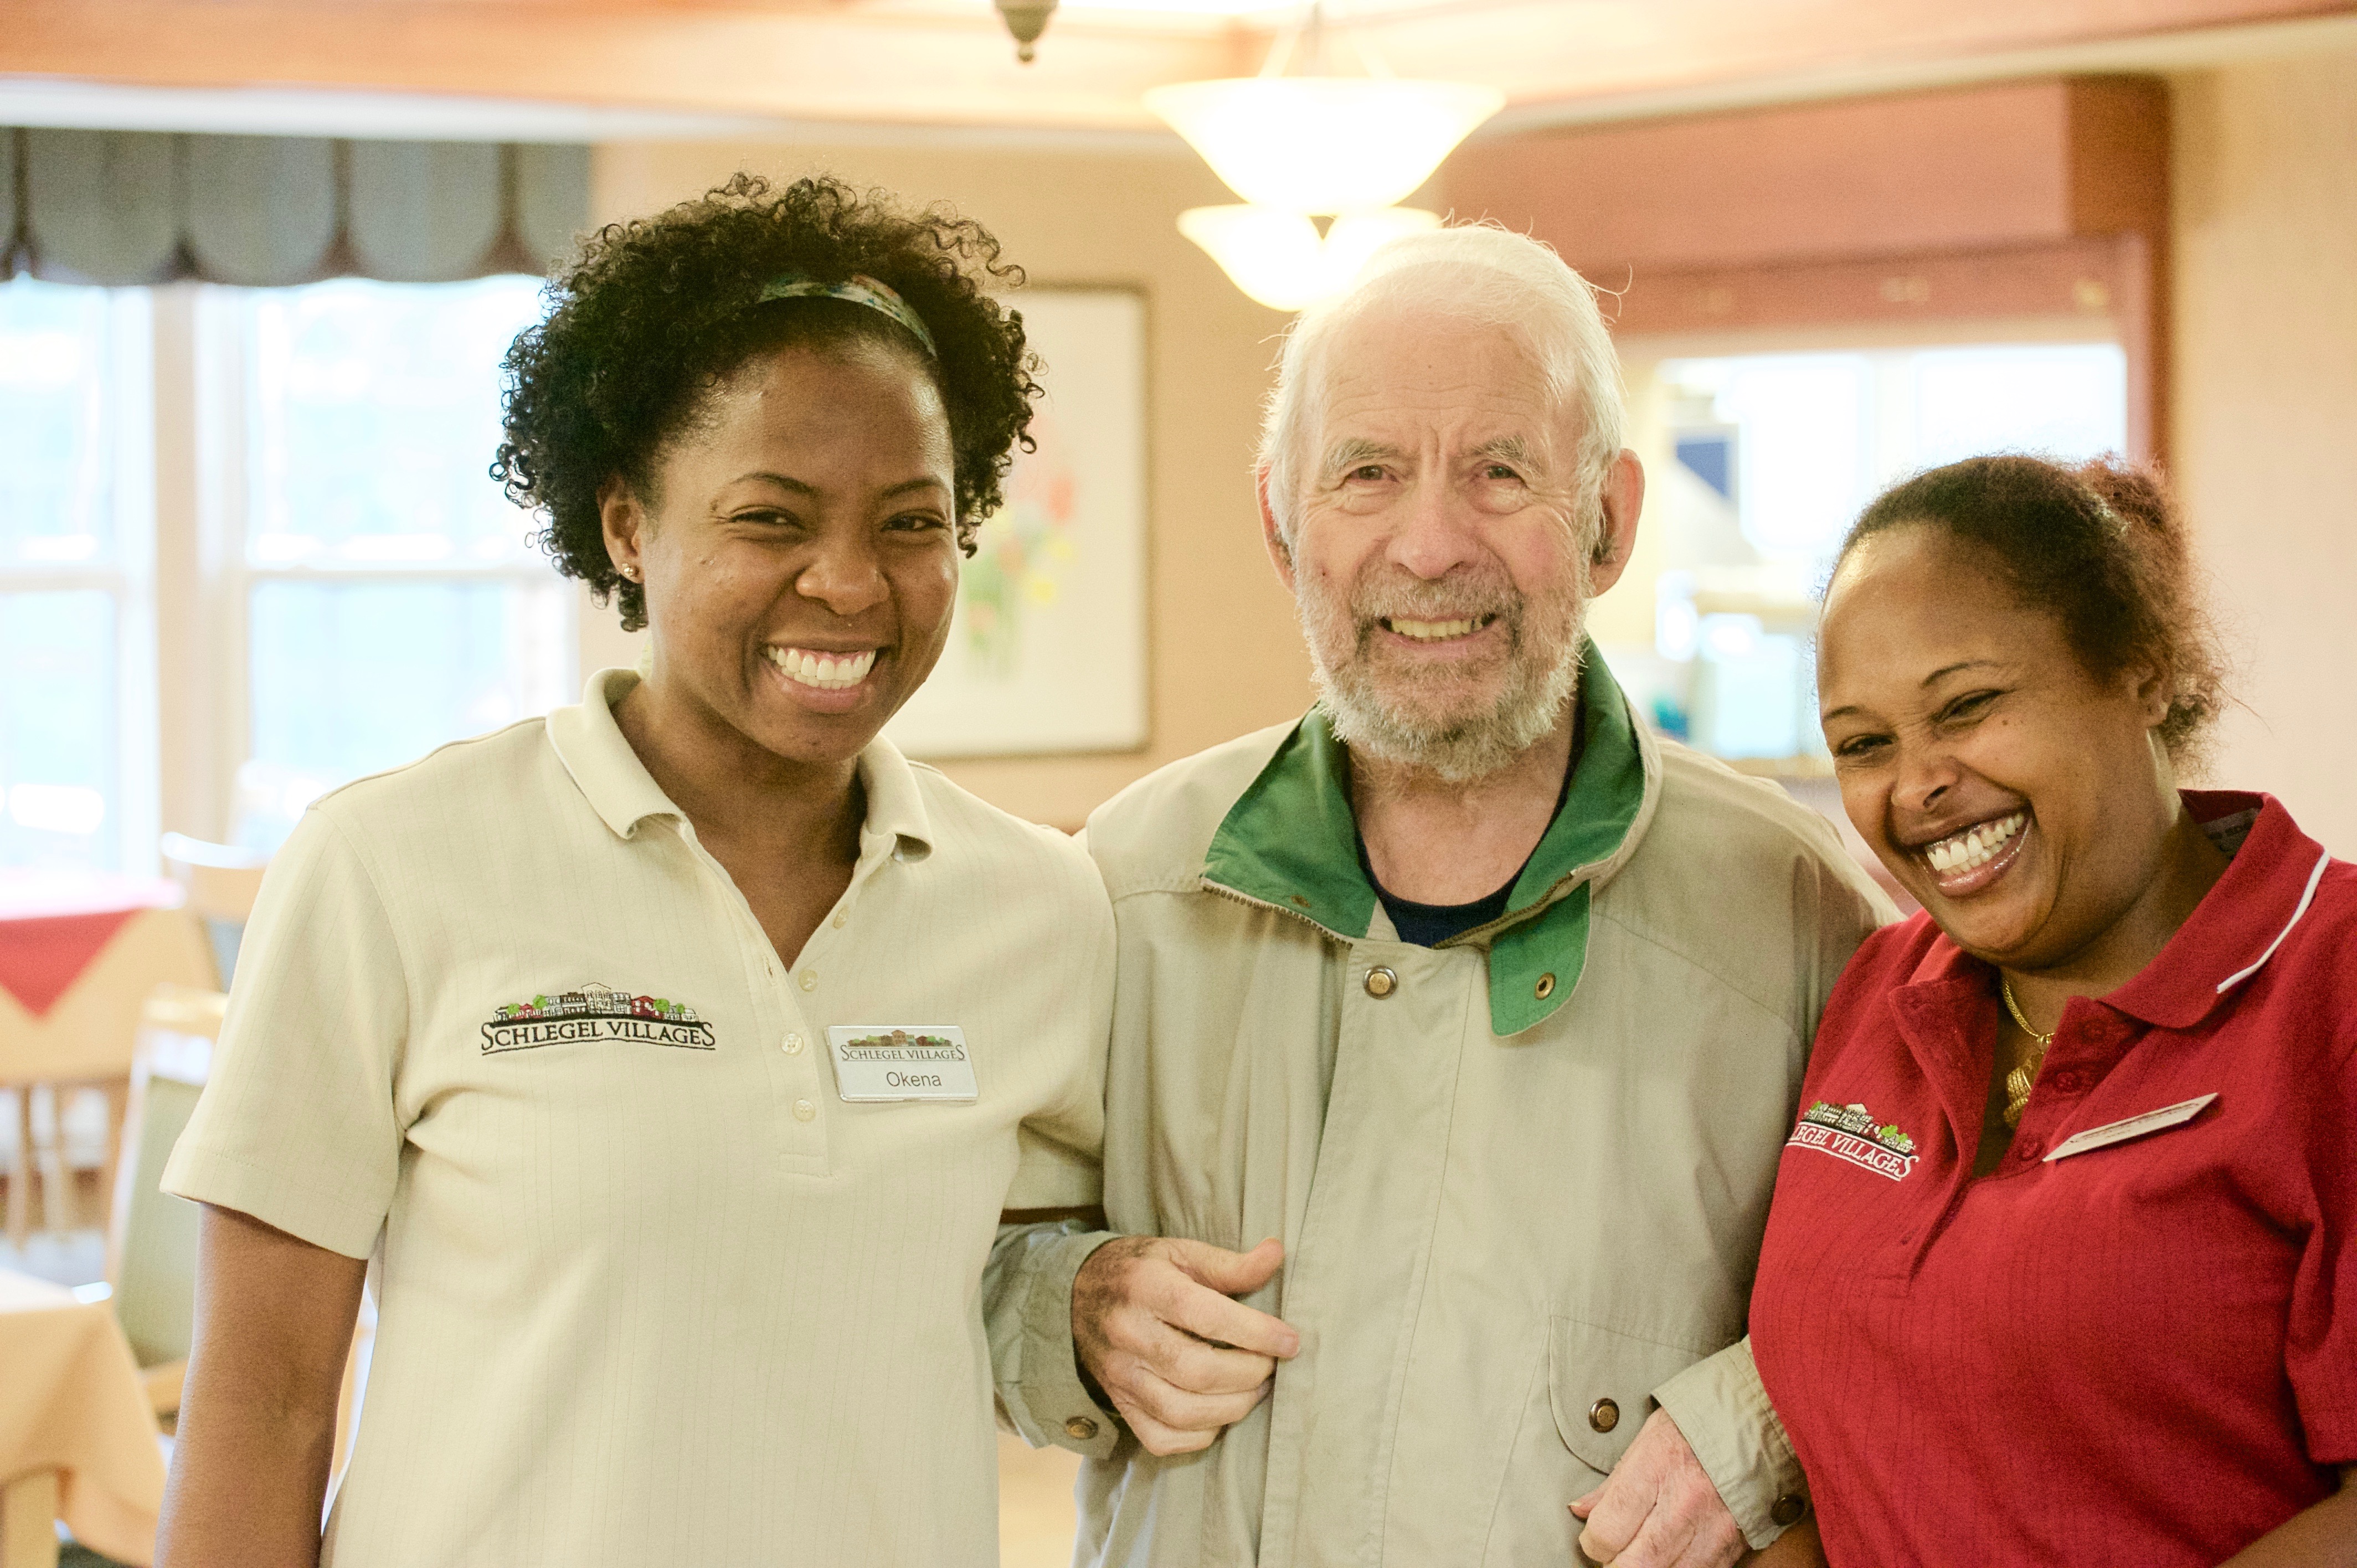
[1650, 1336, 1807, 1551]
[989, 1222, 1123, 1459]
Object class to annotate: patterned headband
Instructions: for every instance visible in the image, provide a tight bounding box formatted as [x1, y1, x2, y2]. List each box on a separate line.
[754, 273, 938, 358]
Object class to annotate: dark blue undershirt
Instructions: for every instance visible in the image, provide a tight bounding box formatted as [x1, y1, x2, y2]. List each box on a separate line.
[1356, 713, 1582, 947]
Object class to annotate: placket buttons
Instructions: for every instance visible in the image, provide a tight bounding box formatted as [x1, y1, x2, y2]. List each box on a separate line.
[792, 1099, 817, 1122]
[831, 911, 848, 929]
[798, 969, 819, 992]
[783, 1033, 805, 1056]
[1364, 967, 1398, 999]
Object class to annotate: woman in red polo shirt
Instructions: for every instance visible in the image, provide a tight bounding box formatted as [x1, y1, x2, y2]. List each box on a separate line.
[1750, 455, 2354, 1566]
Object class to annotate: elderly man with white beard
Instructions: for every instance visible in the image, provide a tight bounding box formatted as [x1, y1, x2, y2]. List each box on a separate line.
[991, 226, 1887, 1568]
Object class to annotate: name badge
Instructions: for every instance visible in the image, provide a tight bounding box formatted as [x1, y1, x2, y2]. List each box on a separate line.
[2043, 1092, 2217, 1162]
[827, 1024, 979, 1103]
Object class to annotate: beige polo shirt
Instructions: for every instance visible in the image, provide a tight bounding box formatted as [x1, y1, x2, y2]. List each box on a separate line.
[163, 669, 1113, 1567]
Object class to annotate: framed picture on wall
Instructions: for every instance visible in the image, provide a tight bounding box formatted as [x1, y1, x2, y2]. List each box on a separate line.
[885, 286, 1149, 759]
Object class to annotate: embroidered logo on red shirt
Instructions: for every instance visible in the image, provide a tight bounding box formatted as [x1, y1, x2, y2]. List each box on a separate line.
[1789, 1100, 1919, 1181]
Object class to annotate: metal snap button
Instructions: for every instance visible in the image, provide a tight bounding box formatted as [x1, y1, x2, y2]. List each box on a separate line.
[1364, 966, 1398, 999]
[1587, 1397, 1619, 1433]
[1063, 1416, 1099, 1441]
[1535, 972, 1556, 1000]
[1771, 1494, 1808, 1527]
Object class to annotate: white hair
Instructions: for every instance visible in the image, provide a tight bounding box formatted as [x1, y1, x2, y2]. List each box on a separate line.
[1258, 223, 1627, 552]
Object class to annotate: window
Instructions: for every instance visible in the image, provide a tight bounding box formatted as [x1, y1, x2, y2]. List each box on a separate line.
[0, 278, 153, 873]
[1623, 341, 2128, 762]
[0, 272, 576, 873]
[210, 276, 572, 849]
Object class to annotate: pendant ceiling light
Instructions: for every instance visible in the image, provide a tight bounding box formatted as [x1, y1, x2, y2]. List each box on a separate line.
[1147, 3, 1504, 312]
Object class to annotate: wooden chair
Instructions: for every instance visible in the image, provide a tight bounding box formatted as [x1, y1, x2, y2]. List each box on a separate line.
[2, 906, 215, 1251]
[104, 984, 222, 1419]
[159, 834, 269, 989]
[102, 986, 372, 1480]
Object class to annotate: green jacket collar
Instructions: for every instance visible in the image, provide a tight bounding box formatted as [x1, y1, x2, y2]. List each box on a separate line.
[1201, 641, 1653, 1035]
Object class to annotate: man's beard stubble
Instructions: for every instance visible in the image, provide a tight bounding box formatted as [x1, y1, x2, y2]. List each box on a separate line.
[1298, 544, 1592, 787]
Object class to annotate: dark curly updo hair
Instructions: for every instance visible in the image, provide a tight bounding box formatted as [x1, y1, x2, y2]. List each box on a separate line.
[1838, 455, 2227, 765]
[494, 172, 1042, 631]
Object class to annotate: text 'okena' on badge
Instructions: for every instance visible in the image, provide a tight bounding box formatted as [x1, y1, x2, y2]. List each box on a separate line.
[827, 1025, 979, 1103]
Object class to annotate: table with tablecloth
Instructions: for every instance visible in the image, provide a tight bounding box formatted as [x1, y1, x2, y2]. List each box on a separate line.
[0, 1268, 164, 1566]
[0, 876, 216, 1241]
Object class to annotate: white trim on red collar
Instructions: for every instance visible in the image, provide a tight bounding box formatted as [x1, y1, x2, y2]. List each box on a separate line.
[2216, 848, 2332, 994]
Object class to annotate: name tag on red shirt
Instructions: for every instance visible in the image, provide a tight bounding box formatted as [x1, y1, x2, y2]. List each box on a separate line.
[2042, 1092, 2217, 1162]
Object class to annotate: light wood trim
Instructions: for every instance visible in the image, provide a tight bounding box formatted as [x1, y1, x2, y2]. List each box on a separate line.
[3, 1091, 28, 1251]
[0, 0, 2344, 131]
[1442, 78, 2170, 466]
[1440, 78, 2168, 274]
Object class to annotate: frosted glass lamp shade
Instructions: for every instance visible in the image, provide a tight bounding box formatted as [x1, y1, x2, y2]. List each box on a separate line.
[1177, 204, 1442, 312]
[1146, 78, 1504, 213]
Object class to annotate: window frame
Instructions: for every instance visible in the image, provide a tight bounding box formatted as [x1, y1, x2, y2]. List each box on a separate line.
[0, 283, 159, 875]
[183, 280, 577, 843]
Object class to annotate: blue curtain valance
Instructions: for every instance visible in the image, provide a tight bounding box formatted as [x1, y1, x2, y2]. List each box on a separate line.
[2, 130, 590, 286]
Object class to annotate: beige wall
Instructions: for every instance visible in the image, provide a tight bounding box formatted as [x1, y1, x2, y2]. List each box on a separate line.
[585, 51, 2357, 848]
[584, 139, 1315, 828]
[2172, 47, 2357, 854]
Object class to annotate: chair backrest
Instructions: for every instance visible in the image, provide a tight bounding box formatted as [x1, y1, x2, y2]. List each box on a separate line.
[107, 984, 223, 1368]
[159, 834, 269, 924]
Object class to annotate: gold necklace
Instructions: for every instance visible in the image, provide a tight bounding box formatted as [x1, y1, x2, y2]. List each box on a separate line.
[1999, 977, 2056, 1129]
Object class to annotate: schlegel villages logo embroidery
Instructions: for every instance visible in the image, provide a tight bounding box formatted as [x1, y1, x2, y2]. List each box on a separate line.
[1788, 1100, 1919, 1182]
[481, 982, 717, 1054]
[835, 1027, 969, 1064]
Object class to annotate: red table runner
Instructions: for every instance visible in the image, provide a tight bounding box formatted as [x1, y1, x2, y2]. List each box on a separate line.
[0, 875, 184, 1019]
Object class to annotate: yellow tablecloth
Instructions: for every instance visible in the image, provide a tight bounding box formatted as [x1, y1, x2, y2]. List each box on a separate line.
[0, 1270, 164, 1566]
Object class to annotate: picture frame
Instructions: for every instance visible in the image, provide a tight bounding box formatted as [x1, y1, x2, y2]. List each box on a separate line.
[884, 286, 1150, 760]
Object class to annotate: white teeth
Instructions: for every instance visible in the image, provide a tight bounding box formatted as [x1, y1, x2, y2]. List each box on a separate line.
[764, 646, 877, 690]
[1922, 812, 2025, 879]
[1389, 616, 1490, 642]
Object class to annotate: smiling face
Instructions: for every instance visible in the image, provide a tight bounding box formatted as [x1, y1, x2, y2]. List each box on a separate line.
[1270, 301, 1640, 782]
[602, 338, 958, 775]
[1818, 523, 2182, 968]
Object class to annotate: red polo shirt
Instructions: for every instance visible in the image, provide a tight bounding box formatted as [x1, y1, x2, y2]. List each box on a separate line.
[1751, 792, 2355, 1566]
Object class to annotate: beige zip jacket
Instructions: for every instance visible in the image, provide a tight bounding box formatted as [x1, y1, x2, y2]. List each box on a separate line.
[1001, 653, 1889, 1567]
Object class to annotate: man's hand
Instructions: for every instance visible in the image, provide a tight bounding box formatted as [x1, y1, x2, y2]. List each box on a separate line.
[1568, 1409, 1747, 1568]
[1072, 1235, 1300, 1456]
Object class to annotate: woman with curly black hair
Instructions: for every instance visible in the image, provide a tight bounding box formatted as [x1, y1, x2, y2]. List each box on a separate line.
[157, 174, 1118, 1568]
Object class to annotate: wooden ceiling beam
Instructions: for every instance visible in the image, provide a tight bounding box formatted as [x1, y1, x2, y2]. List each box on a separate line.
[0, 0, 2348, 131]
[0, 2, 1243, 127]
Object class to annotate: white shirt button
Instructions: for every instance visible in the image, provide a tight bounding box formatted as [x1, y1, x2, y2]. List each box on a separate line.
[798, 969, 818, 992]
[831, 911, 848, 929]
[792, 1098, 816, 1122]
[783, 1033, 804, 1055]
